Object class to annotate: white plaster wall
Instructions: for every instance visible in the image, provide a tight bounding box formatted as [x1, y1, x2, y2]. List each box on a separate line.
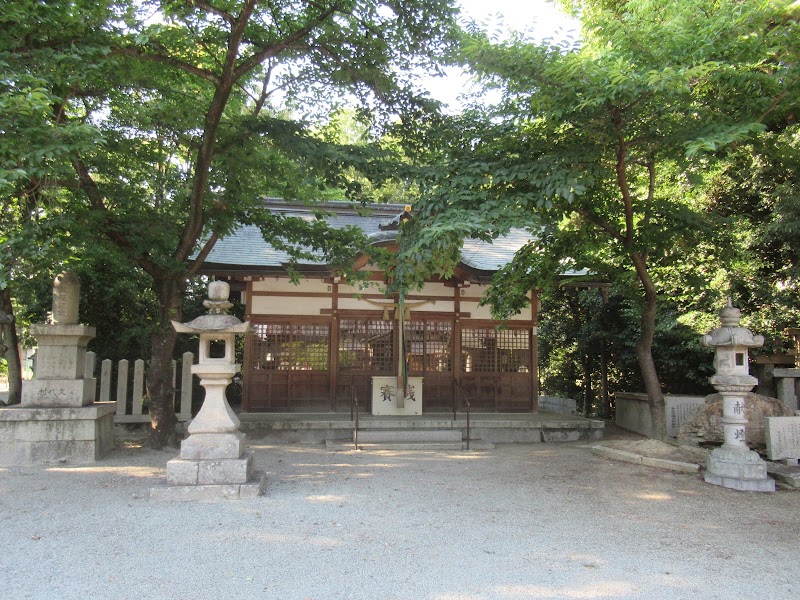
[460, 286, 532, 321]
[463, 302, 530, 321]
[250, 295, 330, 316]
[252, 278, 330, 294]
[417, 282, 454, 298]
[415, 300, 454, 313]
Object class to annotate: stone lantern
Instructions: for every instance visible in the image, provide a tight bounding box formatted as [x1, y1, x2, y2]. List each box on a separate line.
[700, 300, 774, 492]
[152, 280, 265, 500]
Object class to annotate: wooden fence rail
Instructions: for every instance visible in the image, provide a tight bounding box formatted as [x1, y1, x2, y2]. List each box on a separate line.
[85, 351, 194, 423]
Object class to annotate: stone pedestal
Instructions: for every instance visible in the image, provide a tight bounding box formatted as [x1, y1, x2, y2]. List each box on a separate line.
[0, 272, 114, 465]
[705, 447, 776, 492]
[151, 281, 265, 501]
[0, 403, 116, 465]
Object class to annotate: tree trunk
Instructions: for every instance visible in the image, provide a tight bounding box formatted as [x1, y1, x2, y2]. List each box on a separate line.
[630, 253, 666, 439]
[600, 339, 610, 418]
[0, 288, 22, 406]
[581, 352, 593, 417]
[146, 276, 182, 449]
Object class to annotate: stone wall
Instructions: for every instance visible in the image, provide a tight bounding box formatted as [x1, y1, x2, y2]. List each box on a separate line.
[615, 392, 706, 438]
[538, 396, 577, 416]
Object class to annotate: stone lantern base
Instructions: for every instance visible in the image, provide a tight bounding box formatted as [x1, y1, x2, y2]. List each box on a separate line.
[150, 435, 266, 501]
[151, 459, 266, 501]
[705, 447, 775, 492]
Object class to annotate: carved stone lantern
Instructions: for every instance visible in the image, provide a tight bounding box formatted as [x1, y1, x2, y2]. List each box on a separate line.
[152, 280, 265, 500]
[700, 300, 774, 492]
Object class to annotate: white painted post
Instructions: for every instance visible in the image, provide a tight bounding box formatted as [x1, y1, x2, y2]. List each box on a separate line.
[116, 359, 129, 417]
[100, 359, 112, 402]
[132, 359, 144, 416]
[180, 351, 193, 420]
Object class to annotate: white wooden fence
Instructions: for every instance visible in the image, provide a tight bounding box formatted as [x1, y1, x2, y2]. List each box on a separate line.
[85, 351, 194, 423]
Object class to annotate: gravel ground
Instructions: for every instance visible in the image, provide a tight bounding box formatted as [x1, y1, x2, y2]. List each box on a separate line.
[1, 430, 798, 600]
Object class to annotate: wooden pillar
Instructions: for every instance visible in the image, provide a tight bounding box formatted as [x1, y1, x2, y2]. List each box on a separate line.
[453, 284, 463, 413]
[531, 289, 540, 411]
[328, 279, 339, 411]
[242, 279, 253, 412]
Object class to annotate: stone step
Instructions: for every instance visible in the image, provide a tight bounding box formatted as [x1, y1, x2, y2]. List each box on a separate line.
[355, 429, 463, 444]
[360, 441, 464, 451]
[325, 438, 495, 451]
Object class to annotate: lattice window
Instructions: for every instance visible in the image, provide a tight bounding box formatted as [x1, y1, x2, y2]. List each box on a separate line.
[338, 319, 395, 372]
[404, 320, 453, 373]
[461, 327, 530, 373]
[249, 323, 329, 371]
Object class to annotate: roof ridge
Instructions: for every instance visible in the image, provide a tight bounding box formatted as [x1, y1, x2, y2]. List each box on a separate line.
[261, 198, 410, 214]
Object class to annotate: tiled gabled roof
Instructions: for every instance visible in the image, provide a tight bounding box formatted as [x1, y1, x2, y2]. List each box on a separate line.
[198, 199, 535, 276]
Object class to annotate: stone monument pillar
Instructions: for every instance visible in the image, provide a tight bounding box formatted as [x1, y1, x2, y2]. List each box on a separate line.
[700, 300, 775, 492]
[0, 272, 116, 465]
[151, 280, 265, 500]
[22, 272, 96, 407]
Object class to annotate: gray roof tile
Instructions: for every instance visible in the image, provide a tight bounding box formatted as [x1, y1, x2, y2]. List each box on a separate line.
[200, 200, 534, 274]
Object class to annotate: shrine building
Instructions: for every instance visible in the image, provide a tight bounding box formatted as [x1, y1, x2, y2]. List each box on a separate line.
[198, 199, 543, 416]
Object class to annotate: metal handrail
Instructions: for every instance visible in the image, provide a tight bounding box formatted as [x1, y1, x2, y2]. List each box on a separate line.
[466, 398, 471, 451]
[352, 387, 359, 450]
[455, 379, 471, 451]
[452, 379, 458, 421]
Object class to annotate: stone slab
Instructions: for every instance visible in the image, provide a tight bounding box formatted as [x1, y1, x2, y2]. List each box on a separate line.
[704, 447, 775, 492]
[666, 396, 706, 437]
[766, 463, 800, 488]
[166, 451, 254, 486]
[704, 472, 776, 492]
[150, 471, 267, 501]
[591, 446, 642, 465]
[765, 416, 800, 461]
[32, 344, 90, 380]
[0, 403, 115, 465]
[641, 456, 700, 474]
[615, 392, 705, 438]
[359, 442, 463, 451]
[198, 452, 254, 485]
[356, 429, 462, 444]
[371, 376, 422, 416]
[542, 429, 582, 443]
[538, 396, 577, 416]
[180, 432, 246, 460]
[21, 378, 95, 407]
[592, 445, 700, 473]
[470, 427, 543, 443]
[772, 368, 800, 377]
[166, 458, 200, 486]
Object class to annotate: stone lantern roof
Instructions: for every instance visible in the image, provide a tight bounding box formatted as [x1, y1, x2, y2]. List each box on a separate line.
[700, 299, 764, 350]
[171, 281, 248, 335]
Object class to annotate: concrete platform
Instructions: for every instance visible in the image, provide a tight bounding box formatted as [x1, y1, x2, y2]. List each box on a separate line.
[239, 411, 604, 445]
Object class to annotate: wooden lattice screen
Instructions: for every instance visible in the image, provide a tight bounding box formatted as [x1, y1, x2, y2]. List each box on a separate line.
[461, 327, 531, 373]
[250, 323, 329, 371]
[338, 319, 395, 373]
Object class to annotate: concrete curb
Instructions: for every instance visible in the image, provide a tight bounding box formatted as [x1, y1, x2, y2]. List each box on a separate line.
[591, 444, 700, 474]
